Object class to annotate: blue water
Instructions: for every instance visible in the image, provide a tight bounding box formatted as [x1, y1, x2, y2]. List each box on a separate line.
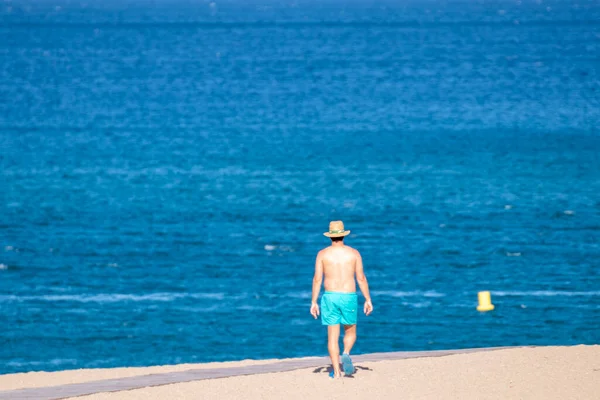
[1, 0, 599, 374]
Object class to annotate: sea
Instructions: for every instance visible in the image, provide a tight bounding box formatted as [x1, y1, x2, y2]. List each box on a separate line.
[1, 0, 599, 375]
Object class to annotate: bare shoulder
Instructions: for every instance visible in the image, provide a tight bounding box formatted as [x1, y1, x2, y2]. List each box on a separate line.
[317, 247, 330, 257]
[345, 246, 361, 258]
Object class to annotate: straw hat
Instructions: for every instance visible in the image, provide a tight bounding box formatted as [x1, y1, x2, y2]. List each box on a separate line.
[323, 221, 351, 238]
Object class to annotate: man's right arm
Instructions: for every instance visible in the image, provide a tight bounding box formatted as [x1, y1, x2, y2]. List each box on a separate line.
[310, 251, 323, 319]
[355, 251, 373, 315]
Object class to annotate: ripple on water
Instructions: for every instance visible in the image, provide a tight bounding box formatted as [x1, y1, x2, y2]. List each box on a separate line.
[0, 292, 229, 303]
[492, 290, 600, 297]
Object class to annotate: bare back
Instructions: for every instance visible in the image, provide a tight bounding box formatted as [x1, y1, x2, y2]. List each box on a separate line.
[320, 245, 360, 292]
[311, 235, 372, 323]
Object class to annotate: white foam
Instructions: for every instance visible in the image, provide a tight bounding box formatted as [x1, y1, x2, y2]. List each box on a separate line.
[372, 290, 445, 298]
[264, 245, 277, 251]
[290, 319, 311, 326]
[190, 293, 226, 300]
[288, 290, 445, 299]
[65, 308, 90, 314]
[493, 290, 600, 297]
[175, 305, 224, 313]
[564, 210, 575, 215]
[0, 263, 7, 270]
[287, 292, 312, 299]
[506, 252, 521, 257]
[236, 305, 272, 311]
[0, 292, 227, 303]
[6, 358, 78, 368]
[401, 301, 432, 308]
[0, 290, 456, 303]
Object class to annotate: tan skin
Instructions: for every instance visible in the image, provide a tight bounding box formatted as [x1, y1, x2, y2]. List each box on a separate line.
[310, 237, 373, 378]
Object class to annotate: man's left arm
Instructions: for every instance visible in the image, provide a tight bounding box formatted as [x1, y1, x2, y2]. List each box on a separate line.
[310, 252, 323, 319]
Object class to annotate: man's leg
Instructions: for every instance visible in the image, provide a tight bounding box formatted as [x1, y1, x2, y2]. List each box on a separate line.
[343, 324, 356, 354]
[327, 324, 341, 377]
[340, 324, 357, 375]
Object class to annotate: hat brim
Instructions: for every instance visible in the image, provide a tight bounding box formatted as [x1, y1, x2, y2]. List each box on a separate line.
[323, 230, 351, 238]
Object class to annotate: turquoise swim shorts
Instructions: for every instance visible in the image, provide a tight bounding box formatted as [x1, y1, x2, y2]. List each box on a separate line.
[320, 291, 358, 326]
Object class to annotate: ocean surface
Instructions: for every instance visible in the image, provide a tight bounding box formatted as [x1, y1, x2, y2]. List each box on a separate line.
[1, 0, 599, 375]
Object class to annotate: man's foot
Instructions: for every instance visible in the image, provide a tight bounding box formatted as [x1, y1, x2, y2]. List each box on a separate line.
[341, 353, 354, 376]
[329, 370, 342, 379]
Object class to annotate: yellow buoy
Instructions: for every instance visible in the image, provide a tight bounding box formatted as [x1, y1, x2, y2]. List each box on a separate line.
[477, 291, 495, 312]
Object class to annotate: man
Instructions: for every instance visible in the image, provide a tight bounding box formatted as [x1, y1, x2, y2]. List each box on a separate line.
[310, 221, 373, 378]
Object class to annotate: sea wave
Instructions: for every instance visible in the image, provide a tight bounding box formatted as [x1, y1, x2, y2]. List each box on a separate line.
[492, 290, 600, 297]
[0, 292, 227, 303]
[372, 290, 446, 298]
[286, 290, 446, 299]
[401, 301, 432, 308]
[5, 358, 78, 368]
[0, 290, 449, 303]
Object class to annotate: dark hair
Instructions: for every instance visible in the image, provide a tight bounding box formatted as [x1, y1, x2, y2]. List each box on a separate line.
[330, 236, 344, 243]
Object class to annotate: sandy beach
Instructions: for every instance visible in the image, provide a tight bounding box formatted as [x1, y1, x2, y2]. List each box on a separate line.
[1, 346, 598, 400]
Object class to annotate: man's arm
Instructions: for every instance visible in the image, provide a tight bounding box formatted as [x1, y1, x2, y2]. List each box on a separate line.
[310, 251, 323, 319]
[355, 251, 373, 315]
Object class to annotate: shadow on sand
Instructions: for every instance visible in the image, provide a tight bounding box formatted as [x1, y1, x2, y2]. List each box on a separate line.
[312, 365, 373, 378]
